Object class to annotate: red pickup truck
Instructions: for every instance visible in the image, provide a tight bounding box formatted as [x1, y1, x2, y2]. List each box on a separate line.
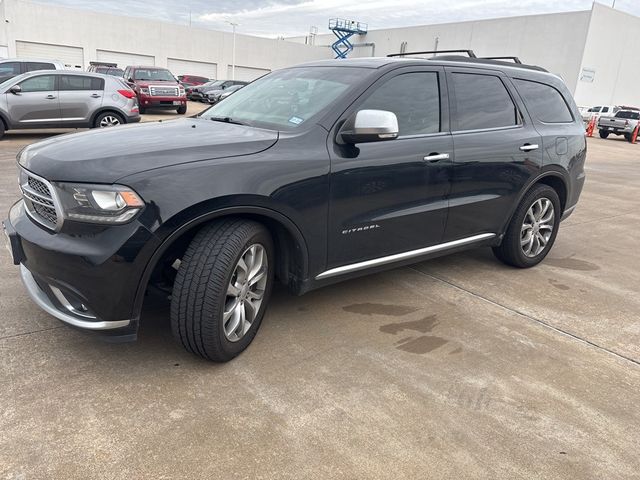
[123, 66, 187, 115]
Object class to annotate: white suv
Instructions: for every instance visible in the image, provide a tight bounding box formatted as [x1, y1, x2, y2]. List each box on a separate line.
[0, 58, 66, 83]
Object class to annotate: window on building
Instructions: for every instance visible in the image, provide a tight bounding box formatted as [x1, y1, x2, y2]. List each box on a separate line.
[452, 73, 520, 130]
[359, 72, 441, 136]
[514, 79, 573, 123]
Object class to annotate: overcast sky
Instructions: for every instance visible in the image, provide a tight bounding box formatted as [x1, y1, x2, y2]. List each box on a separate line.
[31, 0, 640, 38]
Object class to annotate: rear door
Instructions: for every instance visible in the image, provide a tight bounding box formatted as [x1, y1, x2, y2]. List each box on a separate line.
[443, 67, 543, 241]
[57, 75, 105, 124]
[327, 66, 453, 268]
[6, 74, 60, 126]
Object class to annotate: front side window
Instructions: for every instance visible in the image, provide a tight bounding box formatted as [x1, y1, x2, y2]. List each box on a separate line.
[452, 73, 520, 131]
[514, 79, 573, 123]
[359, 72, 440, 136]
[19, 75, 55, 92]
[133, 69, 175, 81]
[59, 75, 104, 91]
[200, 66, 369, 130]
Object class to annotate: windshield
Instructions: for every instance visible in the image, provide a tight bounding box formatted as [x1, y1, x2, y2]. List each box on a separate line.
[202, 80, 224, 88]
[200, 66, 369, 130]
[616, 111, 640, 120]
[134, 69, 176, 82]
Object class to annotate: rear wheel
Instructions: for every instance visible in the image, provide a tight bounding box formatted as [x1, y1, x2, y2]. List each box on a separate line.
[139, 106, 146, 114]
[0, 119, 5, 140]
[599, 129, 609, 139]
[624, 133, 632, 142]
[492, 184, 561, 268]
[176, 105, 187, 114]
[170, 219, 274, 362]
[94, 111, 124, 128]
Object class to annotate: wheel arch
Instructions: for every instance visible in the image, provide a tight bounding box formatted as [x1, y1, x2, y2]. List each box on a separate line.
[90, 107, 128, 126]
[131, 205, 310, 320]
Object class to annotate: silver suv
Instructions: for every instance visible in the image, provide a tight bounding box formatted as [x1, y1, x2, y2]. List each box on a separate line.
[0, 70, 140, 138]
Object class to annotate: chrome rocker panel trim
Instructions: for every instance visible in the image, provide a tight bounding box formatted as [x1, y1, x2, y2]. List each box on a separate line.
[20, 264, 131, 330]
[316, 233, 496, 280]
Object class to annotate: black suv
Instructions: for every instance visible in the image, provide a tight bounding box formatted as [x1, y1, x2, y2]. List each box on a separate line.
[3, 56, 586, 362]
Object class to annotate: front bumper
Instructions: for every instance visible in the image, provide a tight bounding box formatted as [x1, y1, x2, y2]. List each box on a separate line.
[3, 200, 159, 339]
[138, 95, 187, 109]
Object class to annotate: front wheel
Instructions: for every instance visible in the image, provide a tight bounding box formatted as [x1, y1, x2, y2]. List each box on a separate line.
[492, 184, 561, 268]
[170, 219, 274, 362]
[176, 105, 187, 114]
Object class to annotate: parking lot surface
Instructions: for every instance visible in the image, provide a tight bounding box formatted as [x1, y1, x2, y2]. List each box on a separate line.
[1, 116, 639, 479]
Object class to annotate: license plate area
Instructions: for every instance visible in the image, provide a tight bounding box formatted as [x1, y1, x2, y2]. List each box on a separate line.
[173, 101, 182, 105]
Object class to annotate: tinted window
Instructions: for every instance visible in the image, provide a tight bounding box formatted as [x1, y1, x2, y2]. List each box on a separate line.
[616, 111, 640, 120]
[601, 106, 609, 113]
[59, 75, 104, 91]
[452, 73, 519, 130]
[0, 62, 21, 76]
[514, 79, 573, 123]
[19, 75, 55, 92]
[26, 62, 55, 72]
[359, 72, 440, 136]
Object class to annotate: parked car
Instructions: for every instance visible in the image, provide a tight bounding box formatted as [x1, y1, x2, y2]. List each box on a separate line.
[0, 70, 139, 137]
[204, 84, 244, 104]
[581, 105, 619, 122]
[190, 80, 247, 102]
[87, 62, 124, 78]
[597, 109, 640, 141]
[177, 75, 209, 87]
[123, 66, 187, 114]
[0, 58, 66, 83]
[3, 57, 586, 362]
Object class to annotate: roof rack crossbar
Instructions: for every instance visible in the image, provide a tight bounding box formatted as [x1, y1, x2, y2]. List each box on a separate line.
[387, 49, 476, 58]
[480, 56, 522, 64]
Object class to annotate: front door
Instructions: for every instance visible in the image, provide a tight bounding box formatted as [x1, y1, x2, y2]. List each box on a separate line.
[327, 67, 453, 269]
[57, 75, 105, 124]
[6, 74, 60, 126]
[443, 68, 543, 241]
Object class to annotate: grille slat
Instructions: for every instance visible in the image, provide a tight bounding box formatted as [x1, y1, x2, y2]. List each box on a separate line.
[149, 85, 179, 96]
[20, 171, 60, 230]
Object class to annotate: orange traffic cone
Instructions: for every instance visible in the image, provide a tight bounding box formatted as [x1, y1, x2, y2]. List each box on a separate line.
[631, 122, 639, 144]
[586, 115, 597, 137]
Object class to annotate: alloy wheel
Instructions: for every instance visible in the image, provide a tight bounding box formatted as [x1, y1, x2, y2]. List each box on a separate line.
[99, 115, 121, 128]
[223, 244, 268, 342]
[521, 198, 554, 257]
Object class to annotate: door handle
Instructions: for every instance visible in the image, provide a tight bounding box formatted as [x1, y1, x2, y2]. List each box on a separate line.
[45, 95, 56, 100]
[519, 144, 539, 152]
[90, 94, 101, 98]
[423, 153, 450, 162]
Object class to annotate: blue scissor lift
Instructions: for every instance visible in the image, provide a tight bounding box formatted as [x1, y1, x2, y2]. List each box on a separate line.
[329, 18, 368, 59]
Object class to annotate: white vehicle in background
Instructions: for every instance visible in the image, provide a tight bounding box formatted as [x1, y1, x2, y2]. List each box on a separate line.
[582, 105, 619, 123]
[0, 58, 66, 83]
[597, 109, 640, 142]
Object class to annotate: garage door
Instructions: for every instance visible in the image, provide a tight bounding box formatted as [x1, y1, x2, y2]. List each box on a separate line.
[227, 65, 270, 82]
[167, 58, 217, 80]
[16, 41, 84, 69]
[96, 50, 154, 69]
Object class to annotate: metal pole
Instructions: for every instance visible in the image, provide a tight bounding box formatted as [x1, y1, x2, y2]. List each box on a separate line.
[227, 22, 238, 80]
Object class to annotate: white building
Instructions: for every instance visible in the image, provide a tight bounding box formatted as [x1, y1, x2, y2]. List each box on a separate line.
[292, 3, 640, 107]
[0, 0, 331, 81]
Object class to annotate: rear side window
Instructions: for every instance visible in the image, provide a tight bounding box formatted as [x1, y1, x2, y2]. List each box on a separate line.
[359, 72, 441, 136]
[26, 62, 55, 72]
[601, 107, 609, 113]
[451, 73, 519, 131]
[514, 79, 573, 123]
[59, 75, 104, 91]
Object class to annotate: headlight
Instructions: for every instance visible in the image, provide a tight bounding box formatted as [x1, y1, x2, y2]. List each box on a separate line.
[140, 87, 149, 95]
[179, 87, 185, 95]
[53, 182, 145, 224]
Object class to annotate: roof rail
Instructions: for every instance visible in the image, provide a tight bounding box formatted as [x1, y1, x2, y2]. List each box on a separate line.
[480, 56, 522, 64]
[387, 49, 476, 58]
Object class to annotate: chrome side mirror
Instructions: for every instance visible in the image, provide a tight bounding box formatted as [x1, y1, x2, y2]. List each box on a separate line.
[340, 109, 399, 144]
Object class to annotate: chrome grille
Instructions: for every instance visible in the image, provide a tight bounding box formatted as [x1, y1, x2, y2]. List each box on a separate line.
[20, 170, 61, 230]
[149, 85, 179, 96]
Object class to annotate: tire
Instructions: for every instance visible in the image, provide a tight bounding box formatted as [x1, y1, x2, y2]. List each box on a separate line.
[0, 120, 5, 140]
[624, 133, 632, 142]
[492, 184, 561, 268]
[599, 129, 609, 139]
[176, 105, 187, 114]
[139, 106, 146, 115]
[93, 111, 124, 129]
[171, 219, 274, 362]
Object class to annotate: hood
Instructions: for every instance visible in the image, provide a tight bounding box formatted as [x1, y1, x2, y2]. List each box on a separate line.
[134, 80, 180, 87]
[19, 118, 279, 184]
[199, 85, 224, 93]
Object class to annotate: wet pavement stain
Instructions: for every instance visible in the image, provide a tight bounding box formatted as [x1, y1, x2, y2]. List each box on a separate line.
[380, 314, 438, 335]
[545, 257, 600, 271]
[548, 279, 571, 291]
[396, 336, 448, 354]
[343, 303, 419, 317]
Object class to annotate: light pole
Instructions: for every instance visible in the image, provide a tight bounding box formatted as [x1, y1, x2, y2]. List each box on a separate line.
[227, 21, 239, 80]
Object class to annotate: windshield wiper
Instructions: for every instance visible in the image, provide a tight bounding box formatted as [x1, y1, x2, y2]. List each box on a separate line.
[208, 116, 249, 126]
